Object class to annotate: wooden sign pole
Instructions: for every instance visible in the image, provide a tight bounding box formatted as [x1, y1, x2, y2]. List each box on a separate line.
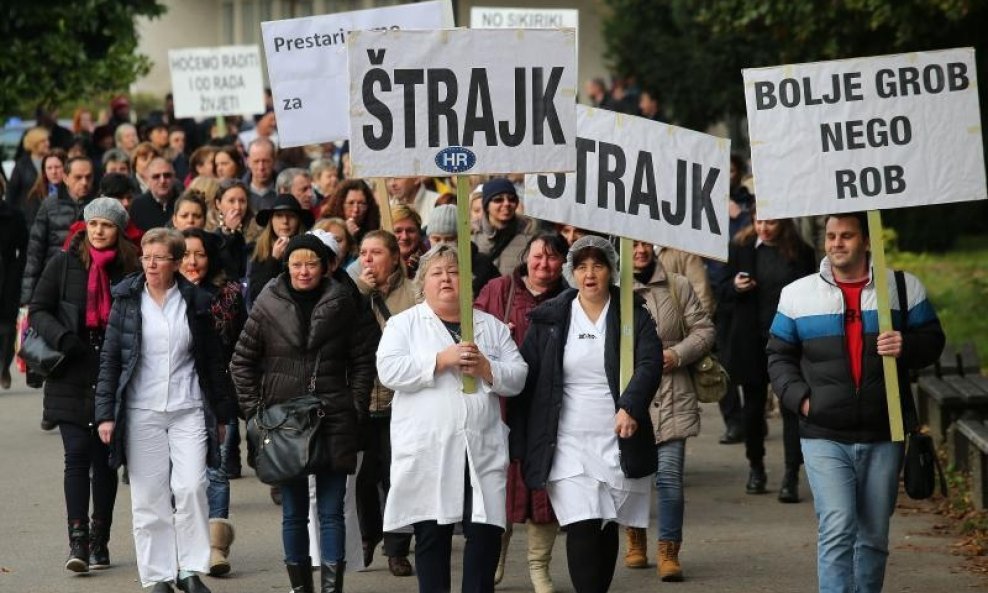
[619, 237, 634, 391]
[867, 209, 905, 442]
[456, 174, 476, 393]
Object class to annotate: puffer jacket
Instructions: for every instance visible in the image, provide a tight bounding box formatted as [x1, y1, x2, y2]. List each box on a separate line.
[634, 261, 715, 444]
[350, 263, 419, 416]
[767, 258, 945, 443]
[230, 274, 380, 474]
[21, 186, 89, 304]
[94, 273, 237, 469]
[514, 286, 663, 489]
[29, 235, 131, 427]
[472, 215, 537, 276]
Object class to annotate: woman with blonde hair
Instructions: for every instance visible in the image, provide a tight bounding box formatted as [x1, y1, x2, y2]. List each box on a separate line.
[247, 195, 314, 305]
[5, 126, 50, 211]
[315, 218, 357, 270]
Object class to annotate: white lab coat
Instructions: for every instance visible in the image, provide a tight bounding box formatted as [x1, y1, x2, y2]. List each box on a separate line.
[376, 304, 527, 531]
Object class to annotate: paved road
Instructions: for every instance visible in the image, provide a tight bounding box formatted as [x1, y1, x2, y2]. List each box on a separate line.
[0, 371, 981, 593]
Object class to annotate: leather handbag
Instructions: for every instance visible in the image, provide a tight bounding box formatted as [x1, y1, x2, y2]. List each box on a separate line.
[246, 353, 333, 485]
[18, 327, 65, 377]
[19, 257, 72, 378]
[903, 430, 946, 499]
[665, 278, 729, 403]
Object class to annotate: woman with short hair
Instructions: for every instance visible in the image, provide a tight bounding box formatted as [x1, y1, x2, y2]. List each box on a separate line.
[231, 234, 379, 593]
[95, 227, 237, 593]
[248, 195, 313, 305]
[377, 244, 528, 593]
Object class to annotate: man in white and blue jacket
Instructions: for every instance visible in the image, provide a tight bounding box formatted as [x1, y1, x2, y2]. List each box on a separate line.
[767, 212, 944, 593]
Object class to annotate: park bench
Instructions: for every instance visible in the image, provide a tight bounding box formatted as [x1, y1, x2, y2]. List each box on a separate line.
[915, 342, 986, 447]
[949, 416, 988, 510]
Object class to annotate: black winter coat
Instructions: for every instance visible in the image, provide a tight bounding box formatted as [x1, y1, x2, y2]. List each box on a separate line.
[0, 201, 28, 323]
[21, 186, 89, 304]
[94, 273, 237, 469]
[4, 156, 38, 212]
[247, 255, 282, 306]
[230, 274, 380, 474]
[130, 187, 180, 232]
[714, 238, 815, 384]
[514, 287, 663, 490]
[29, 237, 129, 426]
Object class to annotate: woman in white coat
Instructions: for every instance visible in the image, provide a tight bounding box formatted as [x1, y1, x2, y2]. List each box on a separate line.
[376, 243, 528, 593]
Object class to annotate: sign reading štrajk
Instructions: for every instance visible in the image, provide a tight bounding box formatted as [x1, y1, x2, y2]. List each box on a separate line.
[347, 28, 578, 177]
[744, 48, 986, 219]
[261, 0, 452, 147]
[525, 106, 730, 261]
[169, 45, 265, 119]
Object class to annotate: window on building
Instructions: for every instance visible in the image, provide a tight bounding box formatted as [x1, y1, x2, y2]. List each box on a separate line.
[242, 0, 256, 42]
[221, 1, 235, 44]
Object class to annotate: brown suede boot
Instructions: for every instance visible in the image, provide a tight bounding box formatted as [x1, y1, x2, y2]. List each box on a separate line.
[657, 540, 683, 582]
[624, 527, 648, 568]
[208, 518, 235, 576]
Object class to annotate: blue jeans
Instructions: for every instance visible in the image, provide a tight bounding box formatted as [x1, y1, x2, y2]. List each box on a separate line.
[206, 421, 237, 518]
[281, 470, 348, 564]
[655, 439, 686, 542]
[801, 439, 904, 593]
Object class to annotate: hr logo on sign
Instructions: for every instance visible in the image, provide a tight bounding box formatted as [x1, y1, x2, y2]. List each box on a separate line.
[435, 147, 477, 174]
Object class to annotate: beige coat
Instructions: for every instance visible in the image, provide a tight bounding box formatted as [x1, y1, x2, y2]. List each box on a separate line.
[657, 246, 716, 316]
[472, 215, 537, 276]
[634, 260, 716, 444]
[351, 264, 420, 414]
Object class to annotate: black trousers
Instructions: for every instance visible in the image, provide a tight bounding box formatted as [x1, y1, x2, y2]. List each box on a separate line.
[566, 519, 619, 593]
[0, 322, 15, 374]
[718, 381, 745, 431]
[741, 381, 769, 464]
[781, 406, 804, 468]
[356, 416, 411, 557]
[412, 469, 503, 593]
[59, 422, 118, 524]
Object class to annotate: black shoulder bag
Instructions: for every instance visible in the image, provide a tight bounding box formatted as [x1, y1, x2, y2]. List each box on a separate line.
[246, 352, 333, 484]
[896, 270, 947, 499]
[20, 256, 73, 377]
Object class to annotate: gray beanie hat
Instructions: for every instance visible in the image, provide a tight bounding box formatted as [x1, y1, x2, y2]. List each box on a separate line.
[84, 197, 129, 231]
[563, 235, 619, 286]
[428, 204, 459, 237]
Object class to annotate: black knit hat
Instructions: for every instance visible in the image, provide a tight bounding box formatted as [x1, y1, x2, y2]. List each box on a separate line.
[284, 234, 331, 270]
[482, 177, 517, 212]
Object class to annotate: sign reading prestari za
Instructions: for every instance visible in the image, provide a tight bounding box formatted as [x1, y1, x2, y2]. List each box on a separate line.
[261, 0, 452, 147]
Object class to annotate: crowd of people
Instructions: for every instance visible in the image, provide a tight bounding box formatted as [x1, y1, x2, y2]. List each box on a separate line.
[0, 86, 945, 593]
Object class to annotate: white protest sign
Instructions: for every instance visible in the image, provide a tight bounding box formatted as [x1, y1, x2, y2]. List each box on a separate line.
[347, 28, 577, 178]
[470, 6, 578, 29]
[261, 0, 452, 148]
[524, 106, 730, 261]
[744, 48, 986, 219]
[168, 46, 265, 119]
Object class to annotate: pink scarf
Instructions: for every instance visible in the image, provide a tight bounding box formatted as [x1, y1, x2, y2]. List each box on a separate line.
[86, 247, 117, 329]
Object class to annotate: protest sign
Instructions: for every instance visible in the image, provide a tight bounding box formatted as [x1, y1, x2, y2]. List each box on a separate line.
[470, 6, 578, 29]
[524, 105, 730, 261]
[169, 45, 265, 119]
[347, 28, 578, 178]
[743, 48, 986, 219]
[261, 0, 452, 148]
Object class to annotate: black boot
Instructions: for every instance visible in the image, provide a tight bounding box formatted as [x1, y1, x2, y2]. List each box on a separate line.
[778, 465, 801, 503]
[89, 518, 111, 569]
[320, 561, 345, 593]
[65, 520, 89, 573]
[176, 574, 212, 593]
[286, 558, 315, 593]
[746, 463, 767, 495]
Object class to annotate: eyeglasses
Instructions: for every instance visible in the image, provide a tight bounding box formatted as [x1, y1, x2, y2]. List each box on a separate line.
[151, 172, 174, 180]
[140, 255, 174, 265]
[490, 195, 519, 204]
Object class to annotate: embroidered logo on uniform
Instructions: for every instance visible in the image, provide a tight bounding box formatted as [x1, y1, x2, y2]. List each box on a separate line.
[578, 333, 598, 340]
